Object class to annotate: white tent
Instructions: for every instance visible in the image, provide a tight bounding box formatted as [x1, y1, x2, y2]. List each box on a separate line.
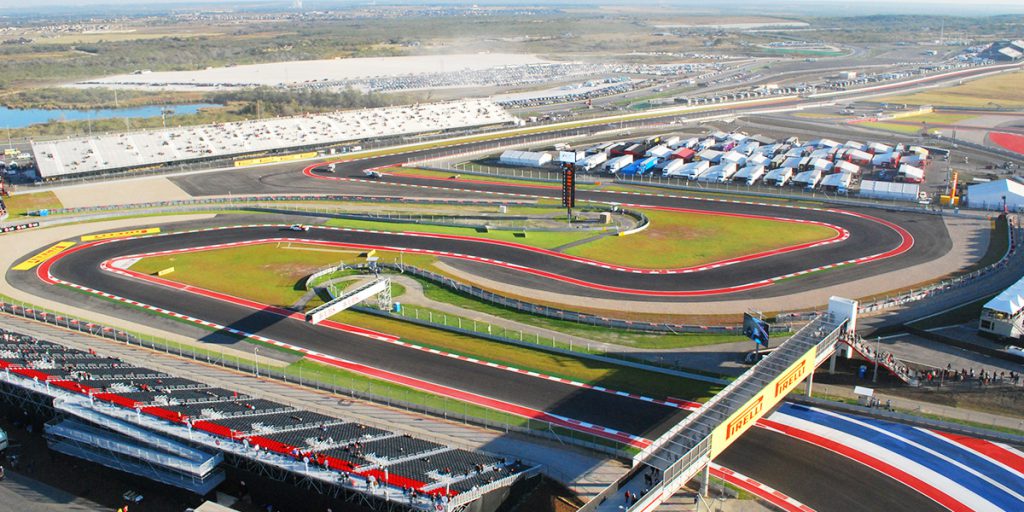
[499, 150, 551, 168]
[984, 276, 1024, 316]
[968, 179, 1024, 212]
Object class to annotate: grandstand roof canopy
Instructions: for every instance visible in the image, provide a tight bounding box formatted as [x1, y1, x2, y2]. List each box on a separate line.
[31, 99, 516, 179]
[985, 276, 1024, 316]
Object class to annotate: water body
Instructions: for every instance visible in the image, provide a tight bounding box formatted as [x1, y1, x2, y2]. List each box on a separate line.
[0, 103, 219, 128]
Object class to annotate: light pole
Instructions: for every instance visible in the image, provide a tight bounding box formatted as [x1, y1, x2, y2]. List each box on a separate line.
[254, 346, 260, 378]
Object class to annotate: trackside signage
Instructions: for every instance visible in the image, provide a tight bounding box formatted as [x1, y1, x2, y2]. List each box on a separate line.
[709, 347, 816, 459]
[81, 227, 161, 241]
[12, 241, 75, 271]
[306, 279, 389, 325]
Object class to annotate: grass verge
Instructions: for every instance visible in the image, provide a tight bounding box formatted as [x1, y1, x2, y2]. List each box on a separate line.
[563, 207, 837, 269]
[878, 70, 1024, 108]
[131, 244, 722, 401]
[331, 307, 721, 402]
[412, 276, 747, 350]
[3, 191, 63, 217]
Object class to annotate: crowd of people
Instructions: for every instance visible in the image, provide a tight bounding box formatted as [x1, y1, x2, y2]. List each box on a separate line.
[918, 365, 1022, 387]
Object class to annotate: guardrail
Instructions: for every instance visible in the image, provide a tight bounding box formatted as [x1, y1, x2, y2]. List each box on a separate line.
[25, 194, 532, 217]
[386, 263, 791, 335]
[353, 305, 727, 385]
[858, 214, 1018, 316]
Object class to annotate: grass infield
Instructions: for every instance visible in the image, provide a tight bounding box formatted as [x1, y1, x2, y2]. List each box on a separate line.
[131, 243, 725, 401]
[564, 208, 837, 268]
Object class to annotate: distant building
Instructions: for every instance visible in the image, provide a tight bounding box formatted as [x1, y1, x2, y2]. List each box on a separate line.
[982, 41, 1024, 61]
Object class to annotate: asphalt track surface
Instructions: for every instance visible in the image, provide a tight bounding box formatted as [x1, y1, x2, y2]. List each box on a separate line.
[171, 166, 950, 303]
[717, 428, 943, 512]
[33, 228, 690, 439]
[19, 232, 946, 511]
[17, 67, 1007, 509]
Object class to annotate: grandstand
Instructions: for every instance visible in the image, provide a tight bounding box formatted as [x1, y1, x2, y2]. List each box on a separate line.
[0, 328, 536, 512]
[30, 99, 518, 180]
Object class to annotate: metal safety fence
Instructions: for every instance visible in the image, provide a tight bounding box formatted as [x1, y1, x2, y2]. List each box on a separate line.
[386, 263, 792, 335]
[0, 298, 628, 460]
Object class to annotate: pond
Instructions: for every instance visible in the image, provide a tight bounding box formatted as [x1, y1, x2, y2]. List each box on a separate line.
[0, 103, 219, 128]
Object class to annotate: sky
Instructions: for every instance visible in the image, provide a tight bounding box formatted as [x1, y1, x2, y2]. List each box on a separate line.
[2, 0, 1024, 15]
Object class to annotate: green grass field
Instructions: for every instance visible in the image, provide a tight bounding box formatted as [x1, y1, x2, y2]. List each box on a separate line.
[131, 245, 722, 401]
[2, 191, 63, 217]
[563, 208, 837, 268]
[131, 240, 746, 351]
[131, 242, 340, 309]
[860, 112, 979, 134]
[411, 277, 747, 350]
[902, 112, 979, 125]
[328, 308, 721, 401]
[858, 121, 934, 134]
[321, 217, 594, 250]
[879, 70, 1024, 108]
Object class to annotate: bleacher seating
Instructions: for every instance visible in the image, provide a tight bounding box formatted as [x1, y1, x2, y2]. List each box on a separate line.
[0, 327, 532, 499]
[30, 99, 517, 179]
[361, 435, 445, 461]
[263, 423, 391, 450]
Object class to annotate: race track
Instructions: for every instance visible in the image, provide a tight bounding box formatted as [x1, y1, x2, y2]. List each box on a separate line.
[7, 80, 988, 511]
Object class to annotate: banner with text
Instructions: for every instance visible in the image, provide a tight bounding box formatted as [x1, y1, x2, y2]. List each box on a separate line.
[709, 347, 817, 459]
[12, 241, 75, 271]
[82, 227, 161, 242]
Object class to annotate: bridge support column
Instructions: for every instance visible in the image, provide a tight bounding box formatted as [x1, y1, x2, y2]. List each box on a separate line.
[829, 350, 837, 375]
[701, 463, 710, 498]
[805, 370, 814, 397]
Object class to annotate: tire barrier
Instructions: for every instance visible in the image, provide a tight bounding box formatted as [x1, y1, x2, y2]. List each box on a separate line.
[1, 221, 40, 233]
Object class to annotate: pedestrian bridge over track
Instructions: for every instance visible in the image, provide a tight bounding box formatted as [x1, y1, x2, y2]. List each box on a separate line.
[586, 297, 860, 512]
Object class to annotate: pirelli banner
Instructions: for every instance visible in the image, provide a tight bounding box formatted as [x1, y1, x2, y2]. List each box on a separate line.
[709, 347, 816, 459]
[234, 151, 317, 167]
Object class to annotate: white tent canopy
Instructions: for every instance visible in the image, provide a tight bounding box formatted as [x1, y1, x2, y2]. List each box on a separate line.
[984, 276, 1024, 316]
[968, 179, 1024, 211]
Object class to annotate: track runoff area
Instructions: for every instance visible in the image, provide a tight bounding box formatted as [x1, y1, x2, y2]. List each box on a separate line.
[10, 86, 1020, 510]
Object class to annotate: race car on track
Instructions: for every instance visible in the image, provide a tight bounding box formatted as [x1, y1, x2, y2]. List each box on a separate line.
[288, 224, 310, 232]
